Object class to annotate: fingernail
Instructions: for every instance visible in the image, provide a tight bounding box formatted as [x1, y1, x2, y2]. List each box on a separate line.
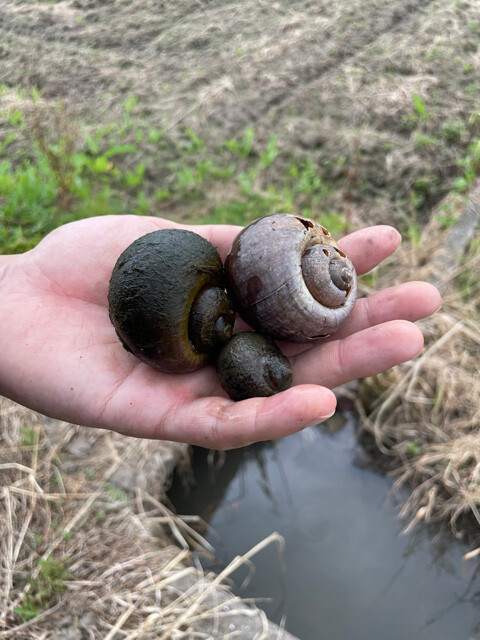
[305, 410, 336, 428]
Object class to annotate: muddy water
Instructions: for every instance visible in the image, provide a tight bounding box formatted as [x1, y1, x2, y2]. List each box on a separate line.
[169, 415, 480, 640]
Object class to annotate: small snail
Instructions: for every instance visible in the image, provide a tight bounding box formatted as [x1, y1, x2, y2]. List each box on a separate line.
[108, 229, 235, 373]
[216, 332, 293, 401]
[225, 213, 357, 342]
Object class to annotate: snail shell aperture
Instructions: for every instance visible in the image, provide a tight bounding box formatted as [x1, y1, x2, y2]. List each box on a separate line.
[225, 214, 357, 342]
[108, 229, 235, 373]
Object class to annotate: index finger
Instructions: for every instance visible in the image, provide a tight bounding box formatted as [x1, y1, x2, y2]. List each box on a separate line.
[338, 225, 401, 275]
[193, 222, 401, 274]
[183, 223, 242, 262]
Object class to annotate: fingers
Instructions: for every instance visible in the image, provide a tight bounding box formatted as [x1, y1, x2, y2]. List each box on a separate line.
[194, 222, 401, 269]
[292, 319, 424, 389]
[99, 361, 337, 450]
[183, 223, 242, 261]
[157, 385, 337, 450]
[332, 281, 441, 340]
[338, 225, 401, 275]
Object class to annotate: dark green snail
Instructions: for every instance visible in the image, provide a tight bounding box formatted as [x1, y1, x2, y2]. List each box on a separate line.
[108, 228, 235, 373]
[107, 228, 293, 399]
[216, 332, 293, 401]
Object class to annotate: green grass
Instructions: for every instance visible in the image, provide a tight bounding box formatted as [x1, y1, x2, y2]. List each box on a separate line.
[21, 426, 37, 448]
[0, 93, 149, 252]
[13, 555, 72, 623]
[0, 91, 349, 253]
[453, 140, 480, 193]
[2, 87, 480, 256]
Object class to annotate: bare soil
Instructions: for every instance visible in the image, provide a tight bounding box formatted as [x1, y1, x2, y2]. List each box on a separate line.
[2, 0, 480, 227]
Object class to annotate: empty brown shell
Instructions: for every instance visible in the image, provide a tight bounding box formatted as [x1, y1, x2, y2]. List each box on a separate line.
[224, 214, 357, 342]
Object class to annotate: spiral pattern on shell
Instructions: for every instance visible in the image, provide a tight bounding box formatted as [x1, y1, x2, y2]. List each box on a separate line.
[225, 214, 357, 342]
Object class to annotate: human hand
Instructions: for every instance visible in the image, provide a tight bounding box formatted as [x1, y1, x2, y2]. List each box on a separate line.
[0, 215, 441, 449]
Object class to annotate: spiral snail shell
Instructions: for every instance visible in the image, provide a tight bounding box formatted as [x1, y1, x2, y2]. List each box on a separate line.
[108, 229, 235, 373]
[225, 214, 357, 342]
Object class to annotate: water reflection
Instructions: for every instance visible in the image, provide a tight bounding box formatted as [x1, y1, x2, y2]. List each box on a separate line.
[169, 415, 480, 640]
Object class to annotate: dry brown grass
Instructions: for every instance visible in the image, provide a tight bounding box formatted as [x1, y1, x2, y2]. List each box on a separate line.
[357, 194, 480, 551]
[0, 400, 284, 638]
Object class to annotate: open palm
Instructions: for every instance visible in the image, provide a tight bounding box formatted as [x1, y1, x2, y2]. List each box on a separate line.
[0, 215, 440, 449]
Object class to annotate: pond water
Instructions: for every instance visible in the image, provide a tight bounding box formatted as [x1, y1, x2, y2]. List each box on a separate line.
[168, 414, 480, 640]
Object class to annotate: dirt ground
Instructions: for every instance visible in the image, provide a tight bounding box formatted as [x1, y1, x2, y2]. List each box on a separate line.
[2, 0, 480, 227]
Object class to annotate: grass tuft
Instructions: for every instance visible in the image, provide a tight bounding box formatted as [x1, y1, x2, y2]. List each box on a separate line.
[357, 193, 480, 548]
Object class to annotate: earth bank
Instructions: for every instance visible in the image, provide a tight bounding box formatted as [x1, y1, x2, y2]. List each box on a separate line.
[2, 0, 480, 228]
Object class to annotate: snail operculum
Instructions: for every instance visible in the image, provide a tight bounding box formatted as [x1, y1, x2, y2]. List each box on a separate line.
[108, 228, 235, 373]
[225, 213, 357, 342]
